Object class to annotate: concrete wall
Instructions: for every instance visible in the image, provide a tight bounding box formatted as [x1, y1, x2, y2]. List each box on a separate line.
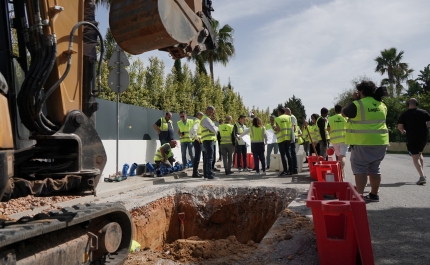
[387, 142, 430, 154]
[101, 140, 184, 177]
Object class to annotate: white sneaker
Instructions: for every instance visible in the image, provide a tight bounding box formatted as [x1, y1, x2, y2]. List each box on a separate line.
[253, 172, 260, 175]
[238, 168, 243, 172]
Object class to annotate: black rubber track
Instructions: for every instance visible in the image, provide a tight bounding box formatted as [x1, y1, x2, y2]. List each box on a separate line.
[0, 203, 133, 264]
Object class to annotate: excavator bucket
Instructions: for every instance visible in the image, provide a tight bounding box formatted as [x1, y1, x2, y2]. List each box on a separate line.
[109, 0, 215, 59]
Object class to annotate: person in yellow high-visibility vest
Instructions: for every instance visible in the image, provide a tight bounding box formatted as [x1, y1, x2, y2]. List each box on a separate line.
[219, 116, 235, 174]
[153, 140, 178, 168]
[189, 112, 204, 178]
[239, 117, 268, 175]
[301, 124, 310, 163]
[177, 110, 194, 167]
[153, 112, 174, 146]
[343, 81, 389, 202]
[327, 104, 348, 178]
[274, 107, 293, 176]
[309, 114, 321, 156]
[233, 115, 250, 172]
[200, 106, 219, 180]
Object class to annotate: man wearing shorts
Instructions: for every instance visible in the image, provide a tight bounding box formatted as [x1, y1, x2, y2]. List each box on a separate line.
[343, 81, 389, 202]
[328, 104, 348, 179]
[397, 98, 430, 185]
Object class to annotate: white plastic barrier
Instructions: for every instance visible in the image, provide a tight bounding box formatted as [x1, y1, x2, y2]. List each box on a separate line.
[269, 153, 281, 171]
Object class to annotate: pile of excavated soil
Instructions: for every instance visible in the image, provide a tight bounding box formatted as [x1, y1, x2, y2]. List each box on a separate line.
[125, 209, 317, 265]
[0, 195, 80, 215]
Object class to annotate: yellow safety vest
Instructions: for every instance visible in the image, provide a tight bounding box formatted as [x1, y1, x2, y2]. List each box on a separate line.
[328, 114, 347, 144]
[316, 116, 330, 140]
[159, 117, 172, 132]
[265, 124, 273, 130]
[235, 122, 244, 134]
[154, 143, 173, 162]
[250, 126, 266, 143]
[177, 119, 193, 143]
[219, 124, 234, 145]
[302, 127, 310, 141]
[200, 115, 216, 141]
[345, 97, 389, 145]
[274, 114, 292, 143]
[309, 124, 320, 143]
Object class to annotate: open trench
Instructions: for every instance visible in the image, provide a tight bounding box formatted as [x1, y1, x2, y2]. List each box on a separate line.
[124, 186, 318, 264]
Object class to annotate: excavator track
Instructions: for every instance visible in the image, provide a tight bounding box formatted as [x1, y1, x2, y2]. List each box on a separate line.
[0, 203, 133, 265]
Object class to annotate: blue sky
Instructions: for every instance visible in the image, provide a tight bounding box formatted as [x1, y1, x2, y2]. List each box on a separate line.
[96, 0, 430, 117]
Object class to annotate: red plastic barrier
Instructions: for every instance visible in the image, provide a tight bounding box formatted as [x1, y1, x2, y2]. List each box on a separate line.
[247, 153, 254, 169]
[315, 161, 343, 182]
[307, 156, 325, 180]
[306, 182, 375, 265]
[322, 161, 343, 180]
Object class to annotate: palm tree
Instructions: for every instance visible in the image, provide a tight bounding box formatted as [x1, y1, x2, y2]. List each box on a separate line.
[416, 64, 430, 93]
[381, 67, 414, 97]
[374, 47, 409, 96]
[189, 19, 235, 81]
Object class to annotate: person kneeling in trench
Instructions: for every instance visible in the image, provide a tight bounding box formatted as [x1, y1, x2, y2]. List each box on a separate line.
[154, 140, 178, 168]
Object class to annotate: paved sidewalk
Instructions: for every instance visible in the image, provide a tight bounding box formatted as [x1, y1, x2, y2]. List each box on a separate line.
[10, 153, 429, 264]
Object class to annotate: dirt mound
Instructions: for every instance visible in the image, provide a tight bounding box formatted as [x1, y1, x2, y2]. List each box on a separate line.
[125, 235, 256, 265]
[0, 195, 80, 215]
[125, 209, 317, 265]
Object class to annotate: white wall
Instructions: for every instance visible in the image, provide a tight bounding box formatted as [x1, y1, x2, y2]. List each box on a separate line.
[101, 140, 184, 177]
[102, 140, 304, 177]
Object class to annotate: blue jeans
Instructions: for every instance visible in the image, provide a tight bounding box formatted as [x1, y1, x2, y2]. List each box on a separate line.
[253, 151, 266, 173]
[278, 140, 292, 173]
[180, 142, 194, 166]
[160, 139, 170, 146]
[203, 140, 214, 178]
[266, 143, 278, 167]
[192, 140, 201, 176]
[290, 141, 298, 172]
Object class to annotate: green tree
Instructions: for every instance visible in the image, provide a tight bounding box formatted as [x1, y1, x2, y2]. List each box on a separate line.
[382, 97, 406, 142]
[188, 19, 235, 81]
[144, 57, 165, 110]
[334, 75, 376, 107]
[284, 95, 306, 127]
[416, 64, 430, 93]
[404, 80, 424, 97]
[374, 47, 409, 97]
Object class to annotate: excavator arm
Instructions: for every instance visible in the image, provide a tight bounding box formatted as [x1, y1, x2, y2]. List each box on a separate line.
[0, 0, 216, 264]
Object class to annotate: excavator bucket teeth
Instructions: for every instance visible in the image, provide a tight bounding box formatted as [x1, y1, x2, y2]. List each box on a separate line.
[109, 0, 204, 57]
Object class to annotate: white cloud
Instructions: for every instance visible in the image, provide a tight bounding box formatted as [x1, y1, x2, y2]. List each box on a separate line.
[97, 0, 430, 118]
[213, 0, 430, 117]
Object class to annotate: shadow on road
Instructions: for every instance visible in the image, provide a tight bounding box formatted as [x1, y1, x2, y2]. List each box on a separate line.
[367, 207, 430, 265]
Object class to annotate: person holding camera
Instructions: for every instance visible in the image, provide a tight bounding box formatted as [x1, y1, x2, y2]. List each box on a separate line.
[177, 110, 195, 167]
[397, 98, 430, 185]
[342, 81, 389, 202]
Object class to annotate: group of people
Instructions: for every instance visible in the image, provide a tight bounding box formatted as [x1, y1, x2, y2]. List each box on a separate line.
[151, 80, 430, 199]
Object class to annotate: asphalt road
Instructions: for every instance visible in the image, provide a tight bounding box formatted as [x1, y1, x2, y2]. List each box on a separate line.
[342, 153, 430, 265]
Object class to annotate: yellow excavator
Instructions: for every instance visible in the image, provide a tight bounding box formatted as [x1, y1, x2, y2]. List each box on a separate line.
[0, 0, 216, 264]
